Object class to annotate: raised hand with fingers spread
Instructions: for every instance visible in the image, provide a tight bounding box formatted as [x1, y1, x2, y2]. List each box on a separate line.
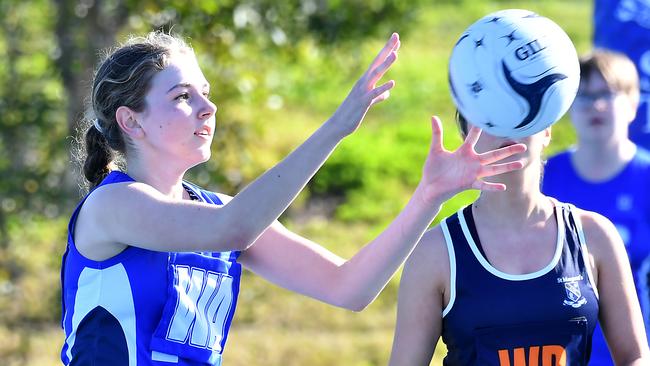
[417, 116, 526, 205]
[328, 33, 400, 137]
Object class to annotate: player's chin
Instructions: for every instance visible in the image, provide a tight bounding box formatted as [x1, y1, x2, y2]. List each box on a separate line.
[189, 147, 212, 165]
[199, 149, 212, 163]
[187, 153, 211, 170]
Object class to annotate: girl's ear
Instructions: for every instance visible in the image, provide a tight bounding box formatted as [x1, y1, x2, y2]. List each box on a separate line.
[115, 106, 145, 139]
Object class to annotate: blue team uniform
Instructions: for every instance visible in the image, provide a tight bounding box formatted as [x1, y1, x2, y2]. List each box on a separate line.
[61, 171, 241, 366]
[594, 0, 650, 149]
[440, 203, 600, 366]
[543, 149, 650, 365]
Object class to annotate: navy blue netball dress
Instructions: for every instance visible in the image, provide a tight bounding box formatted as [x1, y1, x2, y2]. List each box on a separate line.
[440, 203, 599, 366]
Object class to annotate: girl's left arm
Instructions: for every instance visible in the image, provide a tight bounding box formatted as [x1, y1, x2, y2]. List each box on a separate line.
[239, 118, 525, 310]
[582, 211, 650, 365]
[239, 188, 441, 311]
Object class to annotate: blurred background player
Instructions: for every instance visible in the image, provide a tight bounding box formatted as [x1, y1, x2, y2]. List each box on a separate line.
[543, 49, 650, 365]
[594, 0, 650, 148]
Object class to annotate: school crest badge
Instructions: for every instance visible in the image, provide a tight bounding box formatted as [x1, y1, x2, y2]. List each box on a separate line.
[562, 280, 587, 308]
[557, 275, 587, 308]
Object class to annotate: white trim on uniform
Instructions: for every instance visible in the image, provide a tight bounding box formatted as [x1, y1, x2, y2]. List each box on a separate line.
[66, 264, 137, 366]
[152, 351, 179, 363]
[458, 205, 565, 281]
[441, 220, 457, 318]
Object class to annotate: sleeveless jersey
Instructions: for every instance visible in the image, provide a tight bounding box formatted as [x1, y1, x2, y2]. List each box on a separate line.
[543, 149, 650, 365]
[440, 203, 599, 366]
[594, 0, 650, 149]
[60, 171, 241, 366]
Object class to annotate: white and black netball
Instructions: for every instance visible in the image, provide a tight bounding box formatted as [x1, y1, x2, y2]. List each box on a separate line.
[448, 9, 579, 138]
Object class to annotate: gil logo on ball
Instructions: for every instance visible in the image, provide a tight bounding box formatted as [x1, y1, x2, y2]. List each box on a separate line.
[448, 9, 580, 138]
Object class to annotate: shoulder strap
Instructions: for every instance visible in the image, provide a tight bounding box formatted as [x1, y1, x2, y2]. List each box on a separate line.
[561, 203, 600, 299]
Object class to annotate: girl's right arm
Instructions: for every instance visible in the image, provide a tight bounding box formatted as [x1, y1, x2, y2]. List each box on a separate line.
[75, 34, 401, 260]
[388, 228, 450, 366]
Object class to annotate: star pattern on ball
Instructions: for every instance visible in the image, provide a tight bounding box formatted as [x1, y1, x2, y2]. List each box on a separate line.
[501, 31, 519, 46]
[474, 37, 485, 48]
[469, 81, 483, 95]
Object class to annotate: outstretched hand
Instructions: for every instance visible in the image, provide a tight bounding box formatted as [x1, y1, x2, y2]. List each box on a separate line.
[418, 116, 527, 204]
[328, 33, 400, 137]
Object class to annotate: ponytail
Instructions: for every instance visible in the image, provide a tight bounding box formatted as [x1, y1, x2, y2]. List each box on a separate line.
[83, 123, 114, 188]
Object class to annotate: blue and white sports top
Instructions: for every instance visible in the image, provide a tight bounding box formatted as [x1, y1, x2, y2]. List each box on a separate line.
[440, 203, 599, 366]
[61, 171, 241, 366]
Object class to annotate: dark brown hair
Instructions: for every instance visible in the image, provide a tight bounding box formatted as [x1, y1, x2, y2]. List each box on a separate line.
[455, 110, 469, 138]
